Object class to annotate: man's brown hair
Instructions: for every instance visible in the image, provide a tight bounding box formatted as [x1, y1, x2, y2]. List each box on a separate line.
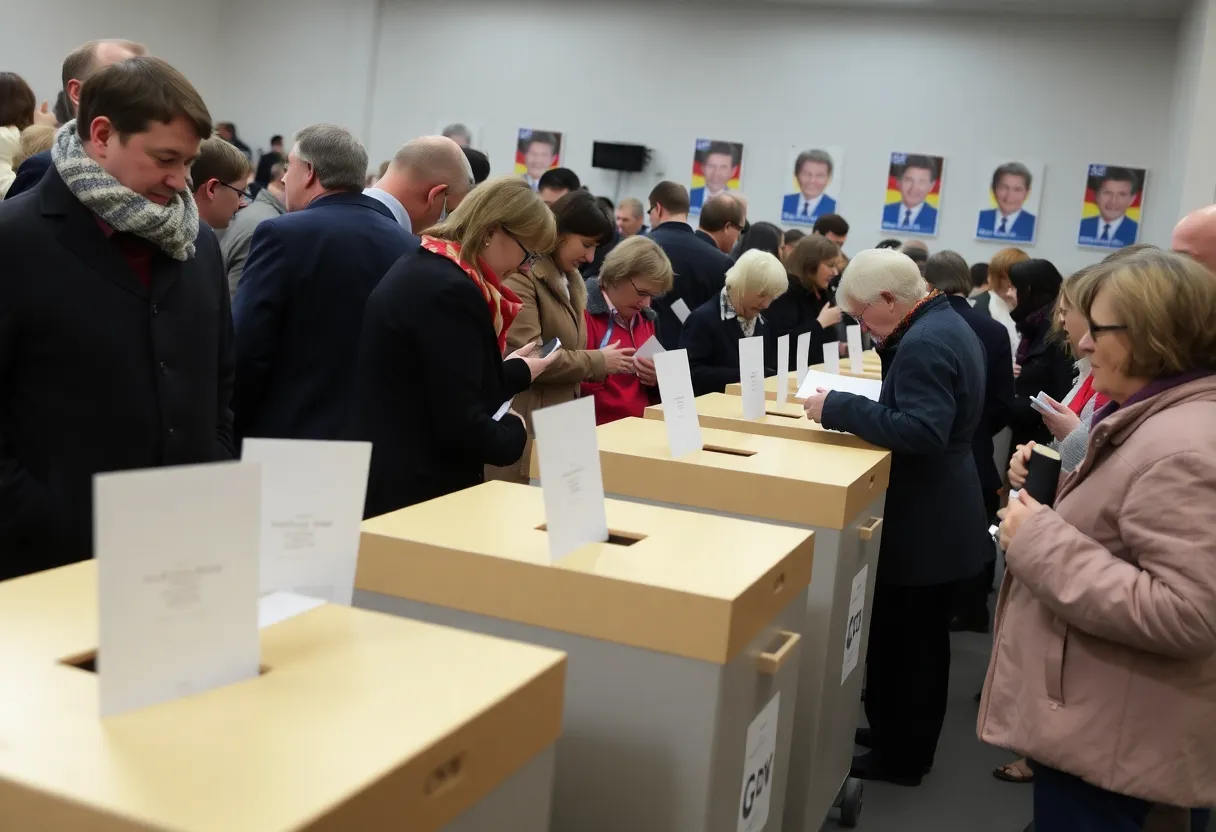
[76, 56, 211, 142]
[62, 39, 147, 94]
[190, 137, 251, 192]
[699, 194, 744, 233]
[0, 72, 36, 131]
[647, 181, 690, 216]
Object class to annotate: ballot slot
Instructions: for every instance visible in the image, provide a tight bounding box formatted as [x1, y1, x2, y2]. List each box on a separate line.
[765, 408, 805, 420]
[59, 649, 272, 676]
[534, 524, 648, 547]
[701, 444, 758, 458]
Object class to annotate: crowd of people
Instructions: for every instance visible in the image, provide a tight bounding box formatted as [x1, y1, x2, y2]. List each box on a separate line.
[2, 38, 1215, 832]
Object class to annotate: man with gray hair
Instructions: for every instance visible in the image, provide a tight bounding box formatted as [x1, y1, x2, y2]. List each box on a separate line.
[900, 239, 929, 272]
[232, 123, 415, 443]
[615, 197, 647, 237]
[803, 247, 989, 788]
[441, 122, 472, 148]
[365, 135, 473, 233]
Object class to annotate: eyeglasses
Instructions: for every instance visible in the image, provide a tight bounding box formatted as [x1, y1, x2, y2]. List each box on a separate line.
[1087, 319, 1128, 337]
[506, 230, 540, 271]
[628, 277, 660, 299]
[218, 181, 252, 205]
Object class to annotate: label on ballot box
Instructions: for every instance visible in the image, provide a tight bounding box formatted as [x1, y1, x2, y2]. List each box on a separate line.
[796, 332, 812, 387]
[738, 692, 780, 832]
[532, 397, 610, 562]
[739, 335, 767, 421]
[654, 349, 704, 457]
[841, 564, 869, 684]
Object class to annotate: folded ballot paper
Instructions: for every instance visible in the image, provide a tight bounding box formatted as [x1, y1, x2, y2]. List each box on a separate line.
[795, 368, 882, 402]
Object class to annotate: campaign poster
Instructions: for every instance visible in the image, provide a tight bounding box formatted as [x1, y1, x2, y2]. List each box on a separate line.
[1077, 163, 1146, 249]
[781, 146, 844, 226]
[880, 152, 945, 237]
[515, 128, 563, 189]
[975, 159, 1044, 245]
[690, 138, 744, 215]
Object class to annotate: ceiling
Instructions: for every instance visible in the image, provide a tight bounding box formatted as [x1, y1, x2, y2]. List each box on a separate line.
[760, 0, 1190, 20]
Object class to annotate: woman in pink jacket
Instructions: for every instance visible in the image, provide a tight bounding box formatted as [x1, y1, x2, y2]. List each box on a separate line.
[982, 248, 1216, 832]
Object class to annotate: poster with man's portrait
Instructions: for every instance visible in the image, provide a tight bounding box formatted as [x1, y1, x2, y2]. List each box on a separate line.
[437, 121, 477, 149]
[975, 159, 1044, 245]
[690, 138, 744, 215]
[880, 152, 945, 237]
[515, 129, 563, 190]
[781, 146, 844, 226]
[1077, 163, 1146, 249]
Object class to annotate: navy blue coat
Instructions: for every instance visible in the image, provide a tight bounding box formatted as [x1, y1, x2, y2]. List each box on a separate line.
[647, 222, 732, 349]
[680, 293, 777, 397]
[5, 150, 51, 200]
[821, 295, 989, 587]
[232, 191, 415, 443]
[947, 295, 1015, 494]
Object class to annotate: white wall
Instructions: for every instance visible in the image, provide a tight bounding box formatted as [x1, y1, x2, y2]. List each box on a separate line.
[1164, 0, 1216, 221]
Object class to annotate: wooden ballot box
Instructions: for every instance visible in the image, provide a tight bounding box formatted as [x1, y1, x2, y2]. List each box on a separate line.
[355, 481, 813, 832]
[646, 392, 881, 453]
[0, 562, 566, 832]
[811, 361, 882, 380]
[587, 417, 892, 831]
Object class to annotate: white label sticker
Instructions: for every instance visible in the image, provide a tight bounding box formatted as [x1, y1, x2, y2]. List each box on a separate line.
[842, 564, 869, 684]
[738, 691, 780, 832]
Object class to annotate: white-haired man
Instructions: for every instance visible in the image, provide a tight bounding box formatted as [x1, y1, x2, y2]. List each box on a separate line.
[803, 248, 989, 787]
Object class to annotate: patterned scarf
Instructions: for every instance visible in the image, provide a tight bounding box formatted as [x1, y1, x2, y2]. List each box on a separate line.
[51, 121, 199, 261]
[421, 235, 522, 352]
[875, 289, 941, 353]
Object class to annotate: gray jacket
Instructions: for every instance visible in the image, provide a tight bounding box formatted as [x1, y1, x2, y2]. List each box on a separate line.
[1052, 359, 1095, 472]
[220, 187, 286, 300]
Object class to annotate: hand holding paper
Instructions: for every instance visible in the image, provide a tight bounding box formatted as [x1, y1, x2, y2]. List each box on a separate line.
[796, 368, 882, 402]
[803, 388, 829, 423]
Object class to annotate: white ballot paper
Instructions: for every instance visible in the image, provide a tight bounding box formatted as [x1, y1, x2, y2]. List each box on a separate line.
[634, 335, 666, 362]
[258, 591, 325, 629]
[739, 336, 767, 421]
[671, 298, 692, 323]
[796, 332, 812, 388]
[775, 335, 790, 406]
[654, 349, 704, 457]
[822, 341, 841, 374]
[95, 462, 261, 717]
[492, 399, 512, 421]
[796, 368, 882, 402]
[847, 324, 864, 374]
[532, 397, 609, 562]
[242, 438, 371, 606]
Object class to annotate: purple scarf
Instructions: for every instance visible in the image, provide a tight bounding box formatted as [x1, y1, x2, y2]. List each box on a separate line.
[1091, 370, 1216, 427]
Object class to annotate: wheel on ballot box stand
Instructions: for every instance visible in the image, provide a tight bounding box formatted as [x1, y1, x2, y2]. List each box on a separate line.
[835, 776, 864, 828]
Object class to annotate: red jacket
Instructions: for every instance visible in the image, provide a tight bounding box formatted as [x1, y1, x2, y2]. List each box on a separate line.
[580, 279, 659, 424]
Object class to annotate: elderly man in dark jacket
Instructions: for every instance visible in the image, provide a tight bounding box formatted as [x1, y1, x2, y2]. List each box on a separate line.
[803, 247, 989, 787]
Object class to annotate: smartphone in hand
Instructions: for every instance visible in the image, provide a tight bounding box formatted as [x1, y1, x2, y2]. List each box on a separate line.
[539, 337, 562, 358]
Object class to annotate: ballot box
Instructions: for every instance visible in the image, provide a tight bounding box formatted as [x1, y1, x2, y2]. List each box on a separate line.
[355, 480, 813, 832]
[0, 562, 566, 832]
[586, 417, 892, 830]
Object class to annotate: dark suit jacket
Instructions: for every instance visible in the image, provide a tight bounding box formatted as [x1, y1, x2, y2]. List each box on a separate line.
[821, 295, 988, 587]
[947, 295, 1015, 494]
[882, 201, 938, 234]
[5, 150, 51, 199]
[350, 247, 532, 517]
[232, 191, 415, 443]
[765, 275, 836, 370]
[694, 228, 720, 250]
[1078, 215, 1138, 247]
[781, 192, 837, 223]
[976, 209, 1036, 242]
[648, 222, 732, 349]
[679, 293, 777, 397]
[0, 167, 235, 579]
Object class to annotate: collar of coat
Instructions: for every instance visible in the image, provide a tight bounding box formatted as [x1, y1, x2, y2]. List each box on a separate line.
[584, 276, 658, 321]
[525, 254, 587, 313]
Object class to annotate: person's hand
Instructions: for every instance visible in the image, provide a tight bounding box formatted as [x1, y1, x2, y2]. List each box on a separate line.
[1013, 362, 1022, 378]
[803, 388, 830, 423]
[839, 341, 848, 357]
[1039, 395, 1080, 441]
[505, 342, 535, 362]
[32, 100, 56, 127]
[997, 490, 1045, 551]
[601, 344, 636, 375]
[1008, 441, 1035, 489]
[817, 303, 843, 330]
[634, 355, 657, 387]
[505, 341, 559, 381]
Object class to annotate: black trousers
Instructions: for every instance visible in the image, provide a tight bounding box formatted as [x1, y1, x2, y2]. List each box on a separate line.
[952, 488, 1001, 622]
[864, 579, 957, 773]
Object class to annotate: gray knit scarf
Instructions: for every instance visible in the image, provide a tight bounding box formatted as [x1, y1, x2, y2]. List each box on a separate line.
[52, 120, 199, 261]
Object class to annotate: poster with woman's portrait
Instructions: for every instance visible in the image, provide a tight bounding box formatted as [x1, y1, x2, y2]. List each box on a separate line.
[880, 152, 945, 237]
[689, 138, 744, 215]
[975, 159, 1044, 245]
[515, 129, 563, 190]
[1077, 163, 1146, 249]
[781, 146, 844, 226]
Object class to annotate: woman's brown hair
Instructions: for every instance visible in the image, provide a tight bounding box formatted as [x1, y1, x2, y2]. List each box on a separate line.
[0, 72, 37, 131]
[783, 233, 839, 292]
[987, 247, 1030, 295]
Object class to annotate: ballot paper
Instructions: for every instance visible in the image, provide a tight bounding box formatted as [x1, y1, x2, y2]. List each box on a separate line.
[634, 335, 666, 362]
[796, 332, 812, 387]
[493, 399, 512, 421]
[739, 336, 767, 421]
[242, 439, 371, 606]
[847, 325, 864, 374]
[532, 397, 609, 562]
[654, 349, 704, 457]
[258, 591, 325, 629]
[775, 335, 790, 406]
[671, 298, 692, 323]
[796, 368, 882, 402]
[95, 462, 261, 717]
[822, 342, 840, 374]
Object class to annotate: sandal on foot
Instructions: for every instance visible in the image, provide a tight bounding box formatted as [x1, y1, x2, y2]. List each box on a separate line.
[993, 759, 1035, 784]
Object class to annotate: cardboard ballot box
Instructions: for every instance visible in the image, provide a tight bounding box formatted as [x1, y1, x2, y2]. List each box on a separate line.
[587, 417, 892, 831]
[0, 562, 566, 832]
[355, 480, 813, 832]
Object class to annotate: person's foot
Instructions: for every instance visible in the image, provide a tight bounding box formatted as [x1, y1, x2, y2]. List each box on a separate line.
[949, 613, 990, 633]
[992, 758, 1034, 784]
[855, 728, 874, 748]
[850, 751, 924, 787]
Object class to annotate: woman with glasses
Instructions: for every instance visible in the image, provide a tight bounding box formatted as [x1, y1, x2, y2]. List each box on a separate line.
[767, 233, 844, 370]
[987, 248, 1216, 832]
[188, 136, 253, 231]
[489, 190, 637, 480]
[581, 236, 674, 424]
[350, 176, 559, 516]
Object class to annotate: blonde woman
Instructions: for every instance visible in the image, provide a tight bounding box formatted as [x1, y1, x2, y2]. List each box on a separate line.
[680, 249, 788, 396]
[350, 176, 558, 516]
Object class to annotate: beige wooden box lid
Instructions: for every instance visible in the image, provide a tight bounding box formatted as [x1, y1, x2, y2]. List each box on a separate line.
[0, 562, 566, 832]
[591, 417, 891, 530]
[725, 364, 880, 401]
[645, 392, 884, 452]
[358, 481, 813, 666]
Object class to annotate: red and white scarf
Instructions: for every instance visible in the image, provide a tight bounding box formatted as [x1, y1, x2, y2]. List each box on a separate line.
[420, 235, 522, 352]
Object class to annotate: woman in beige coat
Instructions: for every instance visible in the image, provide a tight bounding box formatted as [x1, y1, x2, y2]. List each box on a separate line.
[490, 190, 636, 481]
[982, 248, 1216, 832]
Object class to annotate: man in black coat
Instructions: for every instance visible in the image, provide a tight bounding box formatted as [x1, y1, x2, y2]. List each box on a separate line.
[0, 57, 233, 581]
[645, 181, 732, 349]
[803, 248, 989, 787]
[232, 124, 417, 443]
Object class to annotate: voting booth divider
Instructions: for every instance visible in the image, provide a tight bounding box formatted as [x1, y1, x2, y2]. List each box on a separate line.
[579, 416, 891, 831]
[0, 561, 567, 832]
[354, 480, 813, 832]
